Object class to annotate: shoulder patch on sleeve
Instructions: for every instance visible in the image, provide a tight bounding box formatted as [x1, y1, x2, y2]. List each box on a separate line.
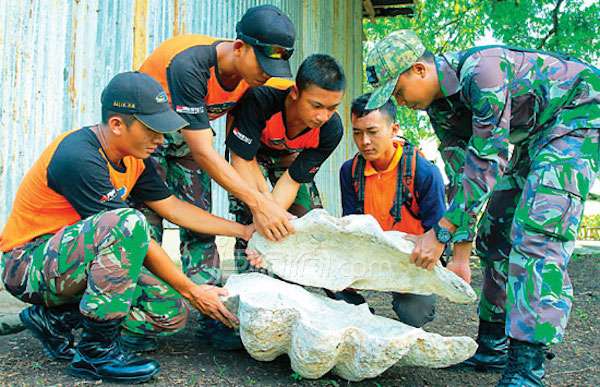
[232, 127, 253, 145]
[175, 105, 205, 114]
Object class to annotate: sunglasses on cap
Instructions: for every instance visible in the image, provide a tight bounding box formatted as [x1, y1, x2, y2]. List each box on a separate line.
[237, 31, 294, 60]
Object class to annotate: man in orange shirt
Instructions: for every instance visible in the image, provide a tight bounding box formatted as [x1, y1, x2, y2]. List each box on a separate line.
[0, 72, 252, 383]
[138, 5, 297, 291]
[332, 93, 447, 327]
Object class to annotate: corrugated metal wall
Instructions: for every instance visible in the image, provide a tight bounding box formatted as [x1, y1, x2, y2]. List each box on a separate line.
[0, 0, 361, 225]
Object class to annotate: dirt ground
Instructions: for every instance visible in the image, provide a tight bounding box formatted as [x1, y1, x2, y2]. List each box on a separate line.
[0, 252, 597, 387]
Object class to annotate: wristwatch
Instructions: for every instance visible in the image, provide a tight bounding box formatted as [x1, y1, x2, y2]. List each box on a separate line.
[432, 223, 453, 244]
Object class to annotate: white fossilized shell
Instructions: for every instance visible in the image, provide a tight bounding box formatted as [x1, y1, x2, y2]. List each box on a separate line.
[224, 273, 477, 381]
[247, 209, 477, 304]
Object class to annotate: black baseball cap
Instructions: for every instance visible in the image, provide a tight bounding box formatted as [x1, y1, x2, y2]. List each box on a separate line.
[101, 71, 188, 133]
[236, 5, 295, 78]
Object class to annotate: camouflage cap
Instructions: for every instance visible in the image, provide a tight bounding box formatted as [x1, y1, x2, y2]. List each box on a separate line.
[365, 30, 426, 109]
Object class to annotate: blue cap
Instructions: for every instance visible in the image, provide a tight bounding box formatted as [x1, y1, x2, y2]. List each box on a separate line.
[101, 72, 188, 133]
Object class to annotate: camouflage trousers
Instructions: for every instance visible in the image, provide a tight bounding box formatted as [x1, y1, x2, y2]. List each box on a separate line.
[229, 152, 323, 272]
[475, 128, 599, 345]
[136, 145, 220, 286]
[0, 208, 188, 337]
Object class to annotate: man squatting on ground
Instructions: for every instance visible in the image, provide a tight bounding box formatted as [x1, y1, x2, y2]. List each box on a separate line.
[226, 54, 345, 272]
[328, 93, 447, 328]
[0, 72, 254, 383]
[366, 30, 599, 386]
[137, 4, 297, 292]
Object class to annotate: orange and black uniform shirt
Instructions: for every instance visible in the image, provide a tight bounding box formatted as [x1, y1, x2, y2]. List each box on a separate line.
[339, 141, 447, 234]
[0, 127, 171, 252]
[226, 84, 343, 183]
[140, 35, 250, 130]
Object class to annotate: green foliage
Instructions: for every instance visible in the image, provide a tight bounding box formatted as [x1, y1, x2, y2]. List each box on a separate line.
[364, 0, 486, 53]
[588, 192, 600, 201]
[363, 0, 488, 144]
[485, 0, 600, 65]
[578, 214, 600, 241]
[580, 214, 600, 228]
[362, 0, 599, 145]
[290, 371, 303, 381]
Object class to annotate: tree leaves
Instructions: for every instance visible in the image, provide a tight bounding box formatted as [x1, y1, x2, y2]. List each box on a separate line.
[362, 0, 599, 145]
[486, 0, 599, 63]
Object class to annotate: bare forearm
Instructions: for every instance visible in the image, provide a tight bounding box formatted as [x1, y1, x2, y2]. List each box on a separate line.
[452, 241, 472, 263]
[148, 197, 248, 239]
[182, 130, 292, 240]
[192, 148, 261, 208]
[271, 171, 301, 210]
[183, 129, 260, 209]
[231, 154, 271, 194]
[447, 241, 473, 283]
[144, 239, 240, 325]
[144, 239, 194, 298]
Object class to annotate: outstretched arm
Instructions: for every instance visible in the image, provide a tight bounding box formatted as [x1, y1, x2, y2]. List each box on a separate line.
[271, 171, 301, 210]
[143, 239, 238, 327]
[184, 129, 293, 241]
[146, 195, 254, 241]
[412, 54, 512, 271]
[230, 152, 273, 197]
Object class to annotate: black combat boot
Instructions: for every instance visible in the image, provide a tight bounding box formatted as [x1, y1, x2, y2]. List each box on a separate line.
[68, 317, 160, 383]
[119, 333, 159, 353]
[496, 339, 547, 387]
[19, 304, 81, 360]
[460, 320, 509, 370]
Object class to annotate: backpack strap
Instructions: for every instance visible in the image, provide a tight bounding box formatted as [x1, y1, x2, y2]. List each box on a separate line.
[406, 142, 421, 219]
[351, 153, 366, 215]
[390, 141, 420, 224]
[352, 142, 420, 223]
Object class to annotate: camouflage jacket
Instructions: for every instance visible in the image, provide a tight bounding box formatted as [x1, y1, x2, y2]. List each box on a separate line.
[427, 46, 600, 241]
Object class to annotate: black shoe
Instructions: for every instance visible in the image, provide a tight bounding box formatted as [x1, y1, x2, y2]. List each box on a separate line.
[324, 289, 375, 314]
[458, 320, 508, 371]
[19, 304, 81, 361]
[496, 339, 547, 387]
[198, 319, 243, 351]
[120, 333, 159, 353]
[68, 317, 160, 383]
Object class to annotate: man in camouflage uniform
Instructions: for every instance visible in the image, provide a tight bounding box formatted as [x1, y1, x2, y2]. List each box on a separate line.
[0, 72, 251, 383]
[366, 30, 599, 386]
[226, 54, 345, 272]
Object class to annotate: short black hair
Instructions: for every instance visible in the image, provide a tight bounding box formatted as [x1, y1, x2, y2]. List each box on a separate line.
[296, 54, 346, 92]
[351, 93, 396, 123]
[102, 109, 135, 126]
